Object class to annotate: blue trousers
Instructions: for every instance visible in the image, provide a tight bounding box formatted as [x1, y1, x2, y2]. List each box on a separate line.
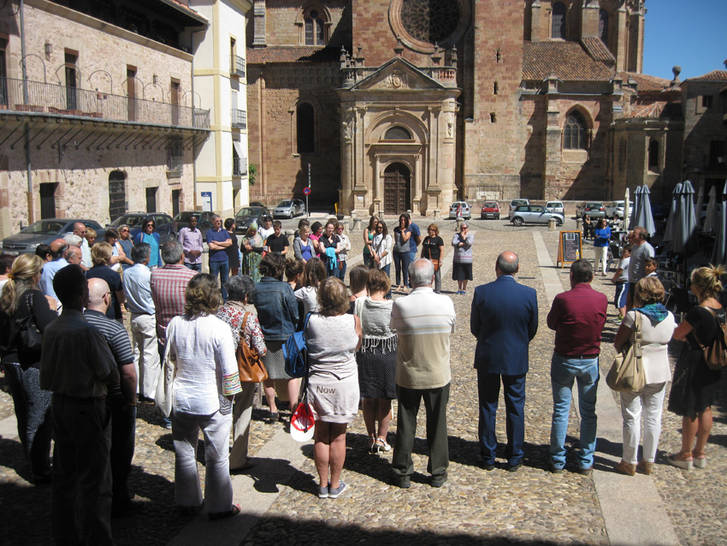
[209, 260, 230, 300]
[477, 369, 526, 466]
[393, 251, 412, 287]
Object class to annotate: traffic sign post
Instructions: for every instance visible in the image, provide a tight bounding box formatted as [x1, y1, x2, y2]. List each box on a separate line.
[306, 163, 311, 217]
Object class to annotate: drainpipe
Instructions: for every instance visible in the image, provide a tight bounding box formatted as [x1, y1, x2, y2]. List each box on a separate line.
[19, 0, 33, 222]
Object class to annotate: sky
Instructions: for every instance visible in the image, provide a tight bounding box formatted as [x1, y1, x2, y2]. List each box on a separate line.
[643, 0, 727, 80]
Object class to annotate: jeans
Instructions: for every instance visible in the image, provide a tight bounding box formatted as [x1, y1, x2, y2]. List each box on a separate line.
[620, 382, 667, 464]
[549, 353, 599, 470]
[209, 260, 230, 300]
[334, 261, 347, 281]
[393, 251, 412, 287]
[184, 263, 202, 272]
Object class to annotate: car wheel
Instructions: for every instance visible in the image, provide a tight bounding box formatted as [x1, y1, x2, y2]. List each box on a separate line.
[556, 218, 563, 226]
[512, 217, 523, 227]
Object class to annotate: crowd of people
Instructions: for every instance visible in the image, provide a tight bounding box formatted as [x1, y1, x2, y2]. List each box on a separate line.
[0, 212, 723, 542]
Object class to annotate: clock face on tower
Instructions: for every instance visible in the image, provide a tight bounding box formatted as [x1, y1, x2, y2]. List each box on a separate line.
[389, 0, 471, 54]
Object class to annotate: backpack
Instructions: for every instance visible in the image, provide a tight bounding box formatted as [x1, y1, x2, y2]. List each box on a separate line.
[283, 312, 312, 378]
[699, 307, 727, 370]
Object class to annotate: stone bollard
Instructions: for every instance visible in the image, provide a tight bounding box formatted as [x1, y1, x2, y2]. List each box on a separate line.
[576, 217, 583, 232]
[549, 218, 557, 231]
[351, 217, 362, 231]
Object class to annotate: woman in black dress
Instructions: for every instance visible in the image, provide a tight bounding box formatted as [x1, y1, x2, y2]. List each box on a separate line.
[224, 218, 240, 277]
[420, 223, 444, 293]
[667, 264, 725, 470]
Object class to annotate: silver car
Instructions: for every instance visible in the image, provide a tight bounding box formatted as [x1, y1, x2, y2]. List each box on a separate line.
[1, 218, 104, 255]
[605, 200, 625, 219]
[273, 199, 305, 219]
[448, 201, 471, 219]
[545, 201, 565, 215]
[510, 205, 564, 226]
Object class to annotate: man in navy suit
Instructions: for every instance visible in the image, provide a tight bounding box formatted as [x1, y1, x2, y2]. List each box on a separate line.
[470, 251, 538, 471]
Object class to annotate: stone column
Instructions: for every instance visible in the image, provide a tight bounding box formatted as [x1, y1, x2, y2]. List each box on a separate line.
[581, 0, 600, 38]
[544, 79, 562, 199]
[340, 107, 353, 214]
[615, 5, 628, 72]
[530, 1, 544, 41]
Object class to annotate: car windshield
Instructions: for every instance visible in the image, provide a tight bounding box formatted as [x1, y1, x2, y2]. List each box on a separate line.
[276, 200, 292, 207]
[587, 202, 602, 208]
[21, 220, 67, 234]
[547, 202, 562, 207]
[110, 215, 145, 228]
[236, 207, 260, 218]
[484, 202, 498, 207]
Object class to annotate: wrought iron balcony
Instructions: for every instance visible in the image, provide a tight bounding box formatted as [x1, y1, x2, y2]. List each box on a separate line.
[231, 55, 246, 78]
[0, 77, 210, 129]
[231, 108, 247, 129]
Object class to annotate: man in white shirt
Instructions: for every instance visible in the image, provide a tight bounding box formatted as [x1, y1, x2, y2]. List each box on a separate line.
[389, 258, 456, 488]
[122, 243, 159, 403]
[73, 222, 93, 270]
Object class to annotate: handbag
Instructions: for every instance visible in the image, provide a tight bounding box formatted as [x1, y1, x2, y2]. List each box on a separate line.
[698, 306, 727, 370]
[16, 292, 43, 368]
[236, 312, 268, 382]
[424, 240, 440, 272]
[607, 312, 646, 393]
[283, 312, 312, 378]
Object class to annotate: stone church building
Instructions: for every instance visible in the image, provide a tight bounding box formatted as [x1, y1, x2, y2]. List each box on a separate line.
[245, 0, 676, 217]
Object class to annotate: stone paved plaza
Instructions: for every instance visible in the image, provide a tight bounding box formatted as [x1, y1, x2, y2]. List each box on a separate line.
[1, 218, 726, 545]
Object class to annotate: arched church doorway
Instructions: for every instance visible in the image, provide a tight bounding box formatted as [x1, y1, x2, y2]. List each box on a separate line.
[383, 163, 410, 214]
[108, 170, 126, 221]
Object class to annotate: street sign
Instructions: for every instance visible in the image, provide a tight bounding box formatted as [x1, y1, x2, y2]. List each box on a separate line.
[303, 186, 311, 196]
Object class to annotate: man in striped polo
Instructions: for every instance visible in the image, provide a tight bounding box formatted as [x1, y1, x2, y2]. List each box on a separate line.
[389, 258, 456, 489]
[85, 278, 137, 516]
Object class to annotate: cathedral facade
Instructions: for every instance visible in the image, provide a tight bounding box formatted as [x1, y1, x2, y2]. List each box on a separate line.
[245, 1, 656, 216]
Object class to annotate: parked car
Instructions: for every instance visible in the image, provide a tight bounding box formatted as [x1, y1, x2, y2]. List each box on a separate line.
[545, 201, 565, 215]
[480, 201, 500, 220]
[576, 202, 606, 219]
[508, 199, 530, 219]
[108, 212, 176, 244]
[234, 205, 271, 234]
[273, 198, 306, 219]
[510, 205, 564, 227]
[173, 211, 217, 241]
[605, 200, 625, 219]
[1, 218, 104, 255]
[448, 201, 471, 219]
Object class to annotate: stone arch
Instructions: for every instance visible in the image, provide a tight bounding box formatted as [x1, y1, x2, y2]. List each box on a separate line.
[367, 110, 429, 145]
[291, 95, 322, 155]
[295, 3, 332, 45]
[562, 106, 592, 150]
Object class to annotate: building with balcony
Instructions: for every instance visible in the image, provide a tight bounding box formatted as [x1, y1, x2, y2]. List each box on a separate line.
[188, 0, 251, 218]
[0, 0, 211, 237]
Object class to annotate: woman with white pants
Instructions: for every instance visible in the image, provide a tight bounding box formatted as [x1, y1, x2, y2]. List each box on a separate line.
[612, 276, 676, 475]
[593, 218, 611, 275]
[164, 273, 242, 519]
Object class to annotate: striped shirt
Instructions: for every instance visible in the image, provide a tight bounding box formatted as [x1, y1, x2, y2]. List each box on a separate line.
[150, 264, 197, 344]
[84, 309, 134, 399]
[390, 287, 456, 389]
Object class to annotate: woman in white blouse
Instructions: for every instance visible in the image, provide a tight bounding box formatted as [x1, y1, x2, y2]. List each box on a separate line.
[612, 276, 676, 475]
[370, 220, 393, 279]
[165, 273, 242, 519]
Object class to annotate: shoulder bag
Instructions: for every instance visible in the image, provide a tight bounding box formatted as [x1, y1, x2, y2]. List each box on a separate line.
[606, 312, 646, 393]
[698, 306, 727, 370]
[424, 238, 440, 272]
[236, 312, 268, 382]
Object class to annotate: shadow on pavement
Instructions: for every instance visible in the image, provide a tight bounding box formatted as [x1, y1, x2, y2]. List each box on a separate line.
[245, 514, 563, 545]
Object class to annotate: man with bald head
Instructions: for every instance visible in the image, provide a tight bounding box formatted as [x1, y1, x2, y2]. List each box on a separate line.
[40, 238, 68, 301]
[84, 278, 137, 516]
[64, 245, 82, 265]
[471, 251, 538, 472]
[73, 222, 92, 269]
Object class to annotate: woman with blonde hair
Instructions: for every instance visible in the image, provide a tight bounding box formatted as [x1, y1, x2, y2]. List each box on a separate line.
[667, 264, 726, 470]
[306, 277, 362, 498]
[0, 254, 57, 483]
[612, 276, 676, 475]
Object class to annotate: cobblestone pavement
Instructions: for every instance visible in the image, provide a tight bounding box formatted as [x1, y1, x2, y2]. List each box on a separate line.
[0, 216, 725, 545]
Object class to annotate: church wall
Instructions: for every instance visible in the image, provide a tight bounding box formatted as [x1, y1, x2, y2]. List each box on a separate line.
[246, 63, 341, 208]
[461, 0, 525, 201]
[263, 0, 347, 47]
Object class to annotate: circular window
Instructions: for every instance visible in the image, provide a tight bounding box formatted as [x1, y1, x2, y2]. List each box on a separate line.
[389, 0, 470, 54]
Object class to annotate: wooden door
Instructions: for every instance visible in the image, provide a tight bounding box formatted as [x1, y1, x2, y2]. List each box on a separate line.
[383, 163, 410, 214]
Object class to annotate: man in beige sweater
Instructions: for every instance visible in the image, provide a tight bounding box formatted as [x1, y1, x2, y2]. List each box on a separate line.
[389, 258, 456, 488]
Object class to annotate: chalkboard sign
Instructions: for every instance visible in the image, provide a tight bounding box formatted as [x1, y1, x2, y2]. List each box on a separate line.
[557, 231, 582, 267]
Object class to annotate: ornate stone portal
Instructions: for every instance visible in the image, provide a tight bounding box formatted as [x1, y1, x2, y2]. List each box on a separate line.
[337, 57, 460, 217]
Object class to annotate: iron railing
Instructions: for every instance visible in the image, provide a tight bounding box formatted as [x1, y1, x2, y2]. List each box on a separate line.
[231, 108, 247, 129]
[0, 77, 210, 129]
[231, 55, 246, 78]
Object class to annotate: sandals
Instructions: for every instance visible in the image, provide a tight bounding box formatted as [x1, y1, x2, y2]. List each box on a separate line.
[666, 453, 693, 471]
[376, 438, 392, 452]
[208, 504, 241, 521]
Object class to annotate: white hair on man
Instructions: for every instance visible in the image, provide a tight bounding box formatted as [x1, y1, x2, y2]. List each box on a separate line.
[408, 258, 435, 288]
[63, 233, 83, 246]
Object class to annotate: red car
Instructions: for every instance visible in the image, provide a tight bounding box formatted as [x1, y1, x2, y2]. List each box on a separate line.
[480, 201, 500, 219]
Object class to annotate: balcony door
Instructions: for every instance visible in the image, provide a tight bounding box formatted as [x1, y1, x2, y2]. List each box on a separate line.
[65, 52, 77, 111]
[127, 67, 137, 121]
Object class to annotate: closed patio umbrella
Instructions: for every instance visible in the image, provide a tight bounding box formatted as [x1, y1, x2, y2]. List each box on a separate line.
[712, 180, 727, 265]
[663, 182, 682, 244]
[623, 187, 630, 232]
[631, 184, 656, 236]
[673, 180, 697, 254]
[703, 185, 718, 234]
[695, 183, 705, 230]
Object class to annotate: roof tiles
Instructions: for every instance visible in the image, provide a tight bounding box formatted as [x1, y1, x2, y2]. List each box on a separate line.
[522, 41, 613, 81]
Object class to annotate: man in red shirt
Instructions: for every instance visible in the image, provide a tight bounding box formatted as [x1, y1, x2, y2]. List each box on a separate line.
[547, 259, 607, 474]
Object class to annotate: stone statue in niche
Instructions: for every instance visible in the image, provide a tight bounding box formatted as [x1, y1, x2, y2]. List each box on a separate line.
[342, 115, 353, 140]
[447, 119, 454, 138]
